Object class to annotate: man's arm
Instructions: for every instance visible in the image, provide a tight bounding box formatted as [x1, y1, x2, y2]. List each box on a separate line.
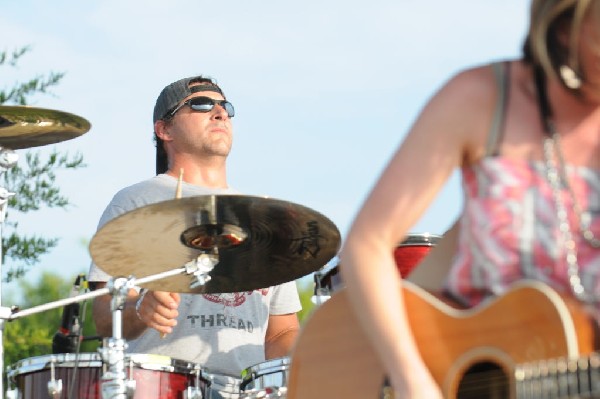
[264, 313, 300, 359]
[91, 281, 148, 339]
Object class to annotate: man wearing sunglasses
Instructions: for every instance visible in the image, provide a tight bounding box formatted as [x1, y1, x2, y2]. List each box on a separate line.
[89, 75, 302, 398]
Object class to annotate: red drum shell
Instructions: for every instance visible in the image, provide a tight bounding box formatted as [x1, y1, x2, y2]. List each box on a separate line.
[7, 353, 209, 399]
[315, 233, 441, 294]
[394, 233, 441, 277]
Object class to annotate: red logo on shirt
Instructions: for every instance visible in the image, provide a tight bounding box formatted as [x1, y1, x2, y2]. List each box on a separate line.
[202, 288, 269, 307]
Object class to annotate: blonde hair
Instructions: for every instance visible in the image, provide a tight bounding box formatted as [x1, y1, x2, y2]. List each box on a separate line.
[525, 0, 599, 85]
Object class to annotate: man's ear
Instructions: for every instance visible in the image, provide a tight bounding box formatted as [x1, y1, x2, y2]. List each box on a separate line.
[155, 120, 172, 142]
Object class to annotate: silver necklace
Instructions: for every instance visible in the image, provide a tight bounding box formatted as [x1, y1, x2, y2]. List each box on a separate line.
[547, 121, 600, 249]
[543, 130, 598, 302]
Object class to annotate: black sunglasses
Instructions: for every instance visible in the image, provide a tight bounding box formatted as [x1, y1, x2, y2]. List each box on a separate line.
[168, 96, 235, 119]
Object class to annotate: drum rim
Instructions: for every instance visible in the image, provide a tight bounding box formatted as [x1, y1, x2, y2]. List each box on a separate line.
[7, 352, 205, 377]
[240, 386, 288, 398]
[398, 232, 442, 247]
[240, 356, 290, 383]
[7, 353, 102, 377]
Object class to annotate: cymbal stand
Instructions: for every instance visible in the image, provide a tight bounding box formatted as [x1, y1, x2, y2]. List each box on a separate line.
[0, 147, 18, 397]
[311, 258, 339, 306]
[97, 255, 220, 398]
[97, 276, 136, 399]
[97, 264, 216, 399]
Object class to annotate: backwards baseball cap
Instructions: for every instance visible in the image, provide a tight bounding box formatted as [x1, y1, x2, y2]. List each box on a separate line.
[153, 75, 225, 174]
[153, 76, 225, 123]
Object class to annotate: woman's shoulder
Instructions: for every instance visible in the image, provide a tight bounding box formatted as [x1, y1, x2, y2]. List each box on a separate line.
[421, 61, 515, 127]
[429, 60, 523, 162]
[445, 60, 515, 96]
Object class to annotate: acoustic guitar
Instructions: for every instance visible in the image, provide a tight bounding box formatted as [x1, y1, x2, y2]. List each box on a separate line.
[286, 281, 600, 398]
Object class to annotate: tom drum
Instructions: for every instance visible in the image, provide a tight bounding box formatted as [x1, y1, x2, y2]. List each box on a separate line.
[6, 352, 210, 399]
[239, 357, 290, 398]
[313, 233, 441, 302]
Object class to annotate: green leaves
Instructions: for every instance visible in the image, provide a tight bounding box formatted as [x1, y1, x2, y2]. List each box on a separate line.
[0, 46, 30, 67]
[0, 45, 86, 282]
[0, 46, 65, 105]
[0, 150, 85, 281]
[5, 150, 85, 212]
[3, 272, 99, 371]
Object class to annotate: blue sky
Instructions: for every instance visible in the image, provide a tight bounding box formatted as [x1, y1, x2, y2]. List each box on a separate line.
[0, 1, 529, 299]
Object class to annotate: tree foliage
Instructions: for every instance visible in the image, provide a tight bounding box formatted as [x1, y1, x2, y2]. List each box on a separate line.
[0, 46, 86, 282]
[0, 46, 64, 105]
[3, 272, 99, 374]
[297, 280, 317, 323]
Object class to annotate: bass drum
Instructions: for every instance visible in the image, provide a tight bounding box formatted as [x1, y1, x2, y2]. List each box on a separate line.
[6, 352, 210, 399]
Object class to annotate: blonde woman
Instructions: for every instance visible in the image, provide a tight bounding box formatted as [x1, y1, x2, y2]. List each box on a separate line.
[340, 1, 600, 397]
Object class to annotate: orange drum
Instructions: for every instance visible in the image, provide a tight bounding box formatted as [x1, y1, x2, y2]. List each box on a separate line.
[393, 233, 441, 277]
[6, 353, 210, 399]
[313, 233, 441, 302]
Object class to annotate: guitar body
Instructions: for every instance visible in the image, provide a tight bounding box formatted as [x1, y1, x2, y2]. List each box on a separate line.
[286, 281, 596, 399]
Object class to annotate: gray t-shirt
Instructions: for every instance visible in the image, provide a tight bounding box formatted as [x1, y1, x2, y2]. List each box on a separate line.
[88, 175, 301, 394]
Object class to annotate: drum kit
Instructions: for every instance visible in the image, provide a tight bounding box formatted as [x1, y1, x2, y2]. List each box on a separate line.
[0, 105, 443, 398]
[312, 232, 441, 305]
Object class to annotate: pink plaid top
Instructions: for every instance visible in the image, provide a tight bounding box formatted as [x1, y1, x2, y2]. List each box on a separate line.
[445, 157, 600, 306]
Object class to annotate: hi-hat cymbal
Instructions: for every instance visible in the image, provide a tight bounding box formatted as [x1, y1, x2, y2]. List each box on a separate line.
[0, 106, 91, 149]
[89, 195, 341, 294]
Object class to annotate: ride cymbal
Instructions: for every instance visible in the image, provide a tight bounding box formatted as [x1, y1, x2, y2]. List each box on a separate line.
[89, 195, 341, 294]
[0, 106, 91, 149]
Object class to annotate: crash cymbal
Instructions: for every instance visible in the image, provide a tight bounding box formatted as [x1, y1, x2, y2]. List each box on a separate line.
[89, 195, 341, 294]
[0, 106, 91, 149]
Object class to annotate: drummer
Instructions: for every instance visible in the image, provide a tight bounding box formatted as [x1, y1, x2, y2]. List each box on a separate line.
[88, 75, 301, 398]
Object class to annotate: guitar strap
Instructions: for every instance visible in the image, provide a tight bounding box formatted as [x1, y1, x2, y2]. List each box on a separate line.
[407, 61, 510, 291]
[486, 61, 511, 156]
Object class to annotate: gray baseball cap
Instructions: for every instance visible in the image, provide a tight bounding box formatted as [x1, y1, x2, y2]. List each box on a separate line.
[153, 76, 224, 123]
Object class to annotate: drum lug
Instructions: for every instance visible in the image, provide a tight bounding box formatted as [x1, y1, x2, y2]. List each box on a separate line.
[125, 378, 137, 398]
[101, 377, 136, 399]
[99, 339, 136, 399]
[5, 387, 18, 399]
[183, 386, 203, 399]
[6, 367, 18, 399]
[125, 357, 137, 398]
[47, 379, 63, 399]
[184, 366, 205, 399]
[47, 357, 63, 399]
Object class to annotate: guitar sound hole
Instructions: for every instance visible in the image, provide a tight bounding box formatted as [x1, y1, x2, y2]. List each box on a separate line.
[379, 362, 509, 399]
[457, 361, 509, 399]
